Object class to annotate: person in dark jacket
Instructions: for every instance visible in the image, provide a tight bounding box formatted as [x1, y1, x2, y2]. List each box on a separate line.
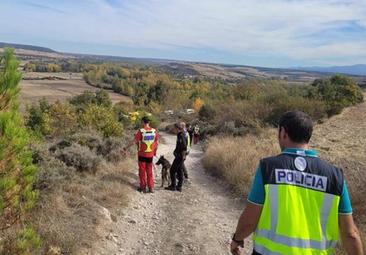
[165, 122, 187, 192]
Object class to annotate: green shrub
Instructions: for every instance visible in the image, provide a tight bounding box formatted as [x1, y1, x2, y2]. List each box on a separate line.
[199, 104, 216, 121]
[55, 144, 102, 173]
[70, 90, 112, 109]
[26, 100, 77, 137]
[26, 98, 51, 136]
[98, 137, 126, 162]
[309, 75, 364, 116]
[2, 226, 41, 255]
[80, 104, 124, 137]
[69, 131, 125, 162]
[265, 96, 327, 125]
[32, 143, 72, 190]
[132, 113, 160, 129]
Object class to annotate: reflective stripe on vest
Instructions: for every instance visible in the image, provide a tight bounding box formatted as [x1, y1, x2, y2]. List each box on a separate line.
[140, 128, 156, 153]
[253, 184, 340, 255]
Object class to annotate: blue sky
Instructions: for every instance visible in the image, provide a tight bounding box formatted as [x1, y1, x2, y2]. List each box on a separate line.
[1, 0, 366, 67]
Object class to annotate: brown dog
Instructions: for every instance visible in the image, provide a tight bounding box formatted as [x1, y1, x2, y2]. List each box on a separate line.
[156, 156, 171, 187]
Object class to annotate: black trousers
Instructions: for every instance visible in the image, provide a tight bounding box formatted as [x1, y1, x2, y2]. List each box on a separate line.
[170, 155, 184, 188]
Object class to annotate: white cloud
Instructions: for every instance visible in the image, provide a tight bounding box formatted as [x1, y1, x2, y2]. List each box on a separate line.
[1, 0, 366, 65]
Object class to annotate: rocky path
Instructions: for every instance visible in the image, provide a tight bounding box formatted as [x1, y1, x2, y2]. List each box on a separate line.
[89, 133, 252, 255]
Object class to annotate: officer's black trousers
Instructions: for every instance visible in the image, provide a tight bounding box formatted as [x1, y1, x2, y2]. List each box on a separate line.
[170, 155, 184, 188]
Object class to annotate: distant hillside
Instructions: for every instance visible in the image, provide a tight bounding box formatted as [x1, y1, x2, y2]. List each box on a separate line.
[0, 42, 56, 53]
[296, 64, 366, 76]
[1, 41, 366, 84]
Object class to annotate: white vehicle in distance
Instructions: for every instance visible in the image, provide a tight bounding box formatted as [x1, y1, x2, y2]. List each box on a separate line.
[164, 110, 174, 115]
[185, 109, 195, 114]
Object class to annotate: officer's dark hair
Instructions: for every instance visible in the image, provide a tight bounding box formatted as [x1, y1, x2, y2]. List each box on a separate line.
[141, 116, 150, 124]
[279, 111, 313, 143]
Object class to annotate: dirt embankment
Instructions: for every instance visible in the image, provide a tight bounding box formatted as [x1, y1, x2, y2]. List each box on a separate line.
[311, 93, 366, 241]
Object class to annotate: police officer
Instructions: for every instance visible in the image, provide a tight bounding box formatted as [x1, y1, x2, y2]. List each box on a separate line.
[165, 122, 187, 192]
[124, 116, 159, 193]
[230, 111, 363, 255]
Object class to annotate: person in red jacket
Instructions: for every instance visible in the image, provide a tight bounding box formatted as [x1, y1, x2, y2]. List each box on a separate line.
[124, 116, 159, 193]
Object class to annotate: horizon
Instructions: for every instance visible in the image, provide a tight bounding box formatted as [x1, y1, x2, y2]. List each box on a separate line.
[1, 0, 366, 68]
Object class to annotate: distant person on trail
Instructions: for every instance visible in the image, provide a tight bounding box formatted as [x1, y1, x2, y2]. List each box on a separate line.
[188, 124, 194, 146]
[230, 111, 364, 255]
[123, 116, 159, 193]
[193, 124, 200, 144]
[182, 122, 191, 180]
[165, 122, 188, 192]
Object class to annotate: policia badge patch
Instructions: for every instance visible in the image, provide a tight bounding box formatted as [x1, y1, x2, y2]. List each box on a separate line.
[294, 156, 307, 171]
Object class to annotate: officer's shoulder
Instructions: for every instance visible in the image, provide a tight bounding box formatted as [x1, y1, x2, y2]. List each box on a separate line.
[260, 154, 284, 164]
[310, 156, 343, 174]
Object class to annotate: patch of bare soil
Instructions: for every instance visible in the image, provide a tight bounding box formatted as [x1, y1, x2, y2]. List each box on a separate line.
[86, 133, 251, 255]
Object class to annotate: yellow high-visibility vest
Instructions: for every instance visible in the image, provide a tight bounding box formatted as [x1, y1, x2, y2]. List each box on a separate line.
[140, 128, 156, 153]
[253, 151, 343, 255]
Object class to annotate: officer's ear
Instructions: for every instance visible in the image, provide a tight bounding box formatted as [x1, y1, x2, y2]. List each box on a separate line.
[279, 126, 287, 140]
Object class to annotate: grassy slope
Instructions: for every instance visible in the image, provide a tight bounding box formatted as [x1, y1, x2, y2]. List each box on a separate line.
[311, 93, 366, 245]
[203, 93, 366, 252]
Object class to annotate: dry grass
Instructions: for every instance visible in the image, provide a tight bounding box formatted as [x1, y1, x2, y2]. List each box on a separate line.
[202, 129, 279, 196]
[30, 158, 134, 254]
[311, 96, 366, 252]
[203, 95, 366, 253]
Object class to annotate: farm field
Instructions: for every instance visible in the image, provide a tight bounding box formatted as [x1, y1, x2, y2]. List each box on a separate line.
[19, 72, 131, 110]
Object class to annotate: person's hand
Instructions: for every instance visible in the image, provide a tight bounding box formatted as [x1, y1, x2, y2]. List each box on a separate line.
[230, 241, 242, 255]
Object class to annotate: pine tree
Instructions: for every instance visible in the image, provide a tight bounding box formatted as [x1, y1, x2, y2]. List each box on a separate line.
[0, 49, 38, 229]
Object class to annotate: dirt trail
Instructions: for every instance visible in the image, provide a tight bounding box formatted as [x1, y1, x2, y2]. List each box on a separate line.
[88, 133, 252, 255]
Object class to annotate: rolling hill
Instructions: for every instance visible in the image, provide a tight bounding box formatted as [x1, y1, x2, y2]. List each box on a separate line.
[296, 64, 366, 76]
[2, 42, 366, 84]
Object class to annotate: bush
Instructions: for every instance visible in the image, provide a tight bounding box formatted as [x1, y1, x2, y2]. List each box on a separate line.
[80, 104, 124, 137]
[68, 131, 126, 162]
[70, 90, 112, 109]
[98, 137, 125, 162]
[199, 104, 216, 121]
[2, 226, 41, 255]
[55, 143, 102, 173]
[26, 100, 51, 136]
[309, 75, 364, 116]
[32, 143, 73, 190]
[26, 100, 77, 137]
[264, 96, 327, 125]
